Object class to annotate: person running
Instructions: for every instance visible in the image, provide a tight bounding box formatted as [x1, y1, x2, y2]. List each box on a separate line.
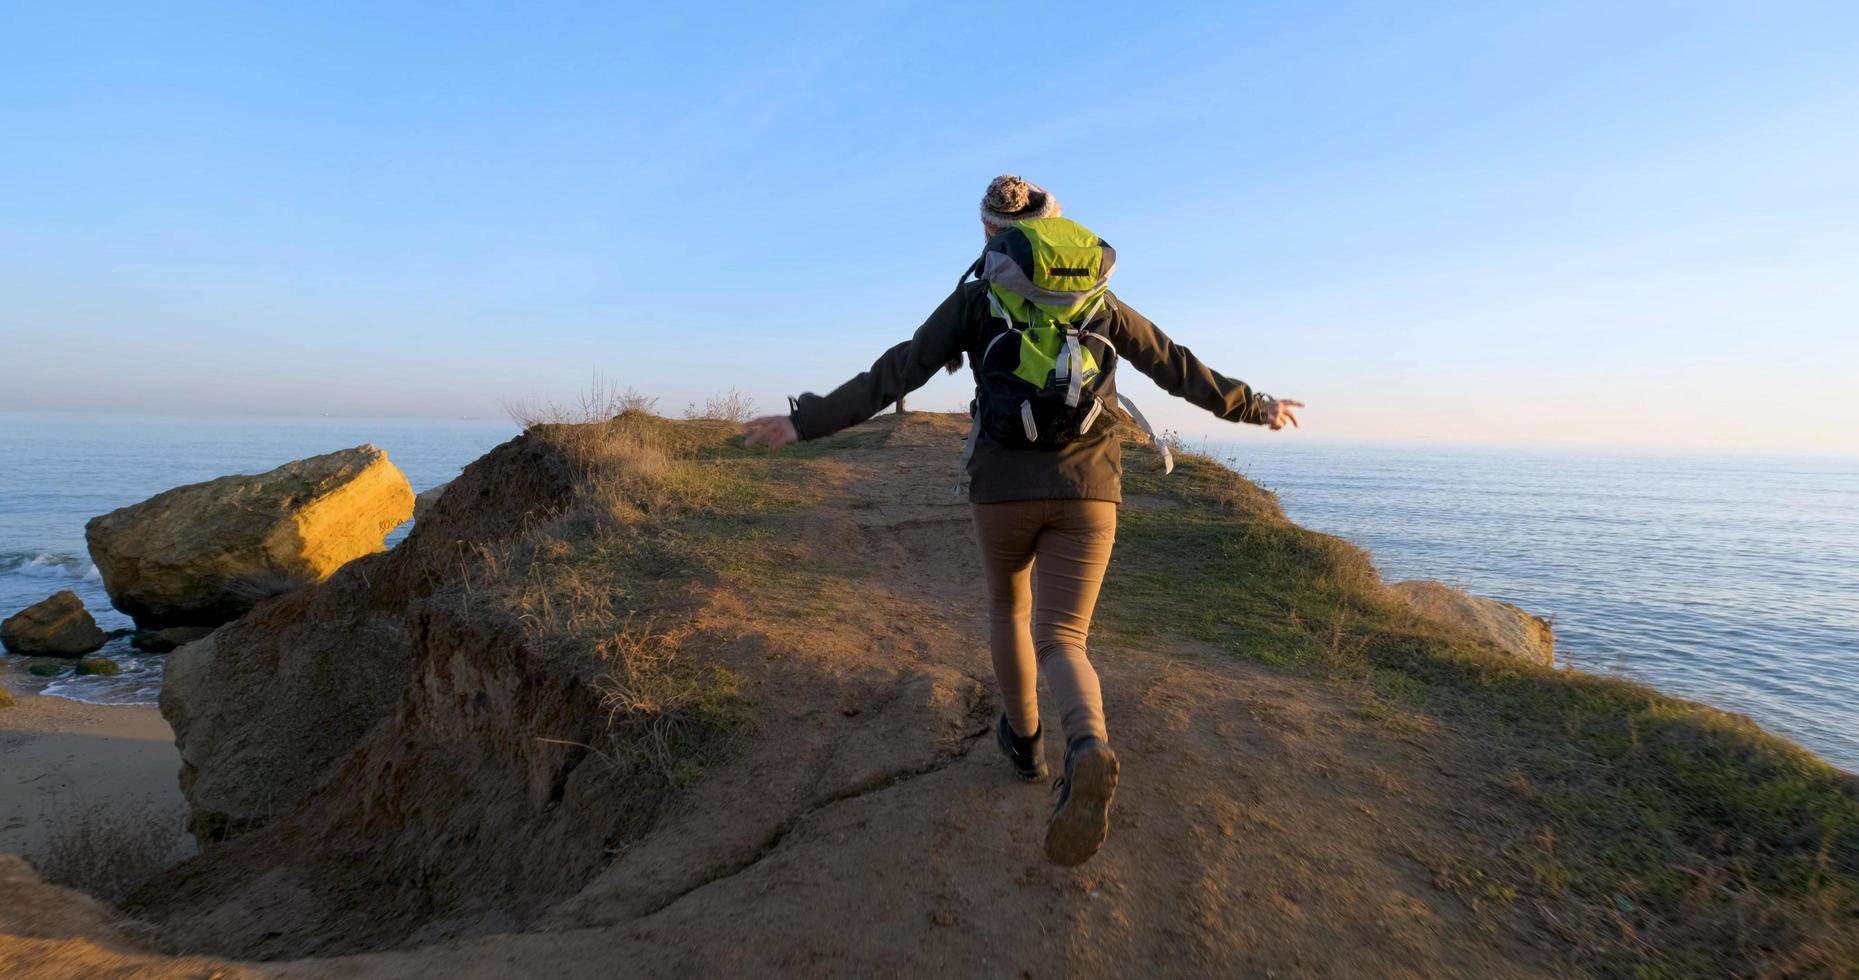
[743, 175, 1302, 866]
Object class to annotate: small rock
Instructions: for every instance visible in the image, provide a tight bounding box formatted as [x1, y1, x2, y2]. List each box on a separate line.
[27, 661, 67, 678]
[75, 658, 121, 677]
[0, 686, 13, 709]
[413, 481, 451, 521]
[1, 592, 107, 657]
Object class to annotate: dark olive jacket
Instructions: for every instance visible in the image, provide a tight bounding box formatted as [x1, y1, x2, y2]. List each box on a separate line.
[790, 281, 1267, 503]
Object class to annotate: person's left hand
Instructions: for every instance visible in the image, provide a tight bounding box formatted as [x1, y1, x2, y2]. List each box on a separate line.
[742, 415, 799, 452]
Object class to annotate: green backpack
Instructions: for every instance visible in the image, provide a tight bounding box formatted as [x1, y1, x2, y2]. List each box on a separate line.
[958, 217, 1173, 474]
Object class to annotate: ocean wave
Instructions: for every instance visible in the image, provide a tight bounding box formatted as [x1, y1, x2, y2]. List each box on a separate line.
[38, 685, 160, 707]
[4, 552, 100, 581]
[34, 652, 165, 706]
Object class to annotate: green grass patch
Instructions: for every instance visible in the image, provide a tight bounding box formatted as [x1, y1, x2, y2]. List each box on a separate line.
[1108, 446, 1859, 975]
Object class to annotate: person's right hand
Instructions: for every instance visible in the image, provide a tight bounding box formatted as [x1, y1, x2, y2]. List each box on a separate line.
[742, 415, 799, 452]
[1259, 396, 1303, 431]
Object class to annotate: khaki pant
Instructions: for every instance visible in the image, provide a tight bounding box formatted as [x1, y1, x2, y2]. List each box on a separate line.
[970, 499, 1117, 746]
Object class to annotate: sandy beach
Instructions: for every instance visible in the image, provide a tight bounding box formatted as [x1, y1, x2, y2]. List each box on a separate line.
[0, 677, 190, 864]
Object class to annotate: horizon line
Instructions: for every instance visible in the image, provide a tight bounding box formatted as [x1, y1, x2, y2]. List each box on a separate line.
[4, 406, 1856, 462]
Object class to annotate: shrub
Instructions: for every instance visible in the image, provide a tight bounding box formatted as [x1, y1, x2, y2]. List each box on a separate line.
[682, 388, 757, 424]
[590, 617, 749, 788]
[449, 411, 760, 797]
[507, 375, 659, 428]
[34, 795, 187, 906]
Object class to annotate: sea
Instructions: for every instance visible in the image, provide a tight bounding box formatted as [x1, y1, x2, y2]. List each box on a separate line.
[0, 413, 517, 705]
[1213, 438, 1859, 772]
[2, 413, 1855, 772]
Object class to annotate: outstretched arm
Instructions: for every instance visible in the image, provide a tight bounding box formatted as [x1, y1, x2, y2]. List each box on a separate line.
[744, 286, 972, 451]
[1105, 296, 1302, 430]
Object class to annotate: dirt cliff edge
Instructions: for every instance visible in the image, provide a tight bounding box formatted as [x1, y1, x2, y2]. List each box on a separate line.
[11, 411, 1848, 978]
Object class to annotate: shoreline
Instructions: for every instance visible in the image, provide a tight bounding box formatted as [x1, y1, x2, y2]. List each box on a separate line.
[0, 677, 192, 864]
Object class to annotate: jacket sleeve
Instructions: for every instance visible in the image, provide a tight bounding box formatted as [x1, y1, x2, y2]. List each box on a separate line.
[1106, 295, 1266, 425]
[789, 286, 972, 441]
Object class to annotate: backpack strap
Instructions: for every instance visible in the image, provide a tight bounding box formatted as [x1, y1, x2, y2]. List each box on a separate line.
[985, 289, 1015, 329]
[1058, 294, 1107, 408]
[1058, 324, 1083, 408]
[1117, 394, 1174, 475]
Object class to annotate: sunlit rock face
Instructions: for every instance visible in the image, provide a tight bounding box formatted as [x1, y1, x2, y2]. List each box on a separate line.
[85, 445, 415, 629]
[1390, 579, 1555, 667]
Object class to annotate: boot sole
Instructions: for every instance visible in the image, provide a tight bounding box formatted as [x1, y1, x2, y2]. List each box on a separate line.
[1045, 744, 1118, 866]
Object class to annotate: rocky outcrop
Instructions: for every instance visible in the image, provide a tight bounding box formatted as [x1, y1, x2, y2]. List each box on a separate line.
[1390, 579, 1555, 666]
[0, 591, 106, 657]
[85, 446, 415, 629]
[413, 480, 451, 521]
[160, 567, 411, 841]
[139, 416, 998, 960]
[158, 431, 577, 842]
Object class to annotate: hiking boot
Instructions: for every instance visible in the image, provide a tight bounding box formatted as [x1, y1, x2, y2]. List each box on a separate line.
[1045, 735, 1118, 866]
[996, 713, 1047, 782]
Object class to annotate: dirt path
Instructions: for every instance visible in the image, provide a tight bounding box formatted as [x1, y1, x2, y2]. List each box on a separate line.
[262, 415, 1563, 978]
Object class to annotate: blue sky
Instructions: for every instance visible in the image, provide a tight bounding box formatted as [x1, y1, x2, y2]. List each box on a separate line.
[2, 1, 1855, 453]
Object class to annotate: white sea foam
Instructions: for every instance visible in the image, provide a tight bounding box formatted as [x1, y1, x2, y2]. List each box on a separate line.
[6, 552, 97, 580]
[35, 651, 165, 706]
[39, 684, 160, 707]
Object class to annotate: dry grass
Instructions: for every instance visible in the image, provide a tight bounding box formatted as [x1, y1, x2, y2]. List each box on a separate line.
[590, 617, 749, 788]
[453, 397, 765, 791]
[506, 375, 659, 428]
[1171, 446, 1290, 522]
[536, 412, 766, 524]
[682, 388, 757, 424]
[35, 795, 187, 906]
[498, 531, 750, 790]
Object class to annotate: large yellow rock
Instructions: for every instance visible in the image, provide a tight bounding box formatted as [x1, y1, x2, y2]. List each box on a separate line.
[1390, 579, 1555, 667]
[84, 446, 413, 629]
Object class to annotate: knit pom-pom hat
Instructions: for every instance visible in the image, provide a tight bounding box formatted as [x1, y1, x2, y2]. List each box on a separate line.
[980, 175, 1061, 226]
